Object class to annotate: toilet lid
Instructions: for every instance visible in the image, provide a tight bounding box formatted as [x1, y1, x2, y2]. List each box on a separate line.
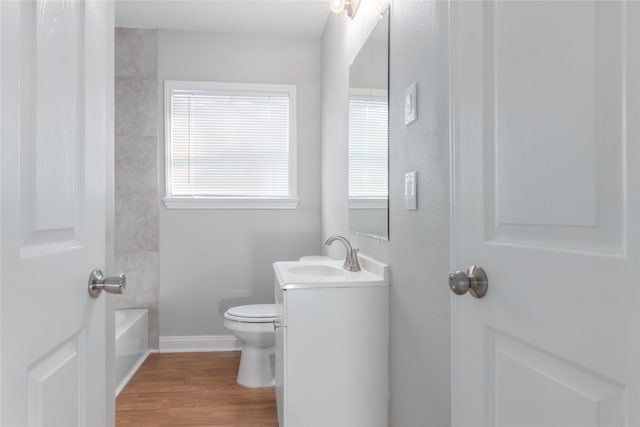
[224, 304, 276, 323]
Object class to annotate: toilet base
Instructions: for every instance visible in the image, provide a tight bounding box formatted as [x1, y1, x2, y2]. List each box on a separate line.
[237, 345, 276, 388]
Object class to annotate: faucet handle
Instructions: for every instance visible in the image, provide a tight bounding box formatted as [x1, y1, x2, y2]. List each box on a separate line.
[348, 248, 361, 272]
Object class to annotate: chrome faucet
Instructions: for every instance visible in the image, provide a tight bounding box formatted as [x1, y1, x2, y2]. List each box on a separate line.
[324, 235, 361, 272]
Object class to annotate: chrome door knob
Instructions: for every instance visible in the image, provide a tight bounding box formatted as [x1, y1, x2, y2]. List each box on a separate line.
[88, 269, 126, 298]
[449, 265, 488, 298]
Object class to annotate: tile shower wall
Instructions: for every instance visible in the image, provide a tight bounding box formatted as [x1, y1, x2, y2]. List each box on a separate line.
[114, 28, 160, 348]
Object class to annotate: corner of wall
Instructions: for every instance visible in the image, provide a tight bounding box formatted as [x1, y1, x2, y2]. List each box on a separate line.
[319, 1, 392, 263]
[319, 1, 452, 425]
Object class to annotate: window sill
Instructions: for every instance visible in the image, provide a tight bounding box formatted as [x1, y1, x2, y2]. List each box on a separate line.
[348, 198, 388, 209]
[163, 196, 300, 210]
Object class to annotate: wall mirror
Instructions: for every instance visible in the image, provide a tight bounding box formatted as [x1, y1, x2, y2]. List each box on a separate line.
[348, 7, 389, 239]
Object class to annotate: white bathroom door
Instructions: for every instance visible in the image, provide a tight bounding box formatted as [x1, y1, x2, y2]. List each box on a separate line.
[451, 1, 640, 426]
[0, 0, 112, 425]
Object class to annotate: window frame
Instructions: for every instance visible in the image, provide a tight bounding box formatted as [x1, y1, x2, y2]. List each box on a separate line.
[163, 80, 298, 209]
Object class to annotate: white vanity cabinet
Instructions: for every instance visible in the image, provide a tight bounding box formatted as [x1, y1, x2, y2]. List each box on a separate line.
[273, 259, 389, 427]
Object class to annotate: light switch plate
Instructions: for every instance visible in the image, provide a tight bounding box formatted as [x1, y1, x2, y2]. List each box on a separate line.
[404, 81, 417, 125]
[404, 170, 417, 210]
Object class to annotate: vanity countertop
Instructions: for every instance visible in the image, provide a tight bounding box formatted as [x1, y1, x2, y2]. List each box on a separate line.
[273, 255, 389, 290]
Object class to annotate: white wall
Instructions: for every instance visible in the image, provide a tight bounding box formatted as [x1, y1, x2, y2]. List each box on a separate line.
[157, 31, 323, 337]
[321, 1, 451, 425]
[350, 36, 387, 91]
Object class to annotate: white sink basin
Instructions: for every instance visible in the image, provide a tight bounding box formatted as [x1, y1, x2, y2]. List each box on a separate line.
[273, 257, 388, 289]
[287, 264, 344, 277]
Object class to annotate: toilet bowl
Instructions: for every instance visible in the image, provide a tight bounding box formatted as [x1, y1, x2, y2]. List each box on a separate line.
[224, 304, 276, 388]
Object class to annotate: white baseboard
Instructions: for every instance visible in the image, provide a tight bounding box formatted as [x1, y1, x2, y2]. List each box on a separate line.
[159, 335, 241, 353]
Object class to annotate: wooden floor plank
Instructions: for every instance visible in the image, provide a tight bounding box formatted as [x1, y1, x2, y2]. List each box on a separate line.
[116, 352, 278, 426]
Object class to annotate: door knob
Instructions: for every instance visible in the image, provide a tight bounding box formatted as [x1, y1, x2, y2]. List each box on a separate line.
[88, 269, 126, 298]
[449, 265, 488, 298]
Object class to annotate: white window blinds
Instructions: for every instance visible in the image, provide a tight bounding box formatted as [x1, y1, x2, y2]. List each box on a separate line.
[166, 82, 295, 200]
[348, 93, 389, 199]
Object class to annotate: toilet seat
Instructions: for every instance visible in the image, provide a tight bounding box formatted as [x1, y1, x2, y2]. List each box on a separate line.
[224, 304, 276, 323]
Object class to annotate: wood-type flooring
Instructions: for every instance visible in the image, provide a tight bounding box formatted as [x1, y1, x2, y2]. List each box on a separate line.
[116, 351, 278, 426]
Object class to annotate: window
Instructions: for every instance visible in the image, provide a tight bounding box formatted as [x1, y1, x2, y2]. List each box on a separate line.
[164, 81, 298, 209]
[348, 89, 388, 208]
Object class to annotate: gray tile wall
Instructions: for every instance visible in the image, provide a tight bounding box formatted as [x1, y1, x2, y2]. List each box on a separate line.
[114, 28, 159, 348]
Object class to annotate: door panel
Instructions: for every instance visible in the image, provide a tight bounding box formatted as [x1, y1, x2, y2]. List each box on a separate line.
[488, 329, 624, 427]
[494, 1, 600, 228]
[1, 1, 112, 425]
[27, 333, 87, 426]
[451, 1, 639, 426]
[482, 1, 625, 254]
[21, 0, 85, 255]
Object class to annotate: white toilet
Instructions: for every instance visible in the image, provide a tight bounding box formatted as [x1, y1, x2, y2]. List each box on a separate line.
[224, 304, 276, 388]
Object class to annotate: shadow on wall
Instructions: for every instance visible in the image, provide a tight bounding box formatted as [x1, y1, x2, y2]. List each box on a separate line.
[217, 229, 321, 317]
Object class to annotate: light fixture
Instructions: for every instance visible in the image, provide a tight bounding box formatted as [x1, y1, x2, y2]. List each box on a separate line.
[329, 0, 361, 19]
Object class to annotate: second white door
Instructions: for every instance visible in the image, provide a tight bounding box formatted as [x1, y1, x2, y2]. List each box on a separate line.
[451, 1, 640, 425]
